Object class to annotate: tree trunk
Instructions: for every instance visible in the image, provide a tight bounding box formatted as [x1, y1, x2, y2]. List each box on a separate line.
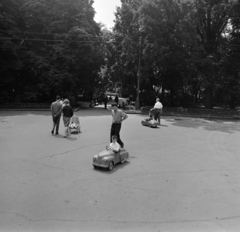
[135, 94, 140, 110]
[205, 85, 213, 109]
[229, 93, 236, 109]
[161, 86, 165, 101]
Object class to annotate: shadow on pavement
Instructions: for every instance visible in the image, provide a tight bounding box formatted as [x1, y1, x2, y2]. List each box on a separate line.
[165, 117, 240, 134]
[0, 107, 111, 117]
[53, 134, 78, 141]
[0, 111, 50, 117]
[92, 161, 130, 174]
[159, 124, 168, 127]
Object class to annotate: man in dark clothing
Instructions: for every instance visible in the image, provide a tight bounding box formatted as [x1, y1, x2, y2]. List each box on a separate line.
[51, 95, 62, 135]
[114, 95, 119, 106]
[103, 95, 108, 109]
[110, 103, 128, 148]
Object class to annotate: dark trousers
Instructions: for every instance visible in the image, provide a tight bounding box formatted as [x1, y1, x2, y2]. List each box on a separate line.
[52, 115, 61, 133]
[154, 109, 161, 124]
[104, 102, 107, 109]
[110, 123, 123, 147]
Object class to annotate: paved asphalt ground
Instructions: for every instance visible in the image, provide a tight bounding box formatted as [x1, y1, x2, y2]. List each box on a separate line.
[0, 107, 240, 232]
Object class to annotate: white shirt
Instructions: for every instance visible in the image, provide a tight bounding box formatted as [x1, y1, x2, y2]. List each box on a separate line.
[154, 101, 163, 109]
[109, 142, 120, 151]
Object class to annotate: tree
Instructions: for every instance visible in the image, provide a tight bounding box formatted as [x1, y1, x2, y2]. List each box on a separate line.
[20, 0, 104, 102]
[139, 0, 200, 106]
[0, 0, 26, 102]
[192, 0, 237, 108]
[103, 0, 240, 108]
[0, 0, 104, 103]
[220, 0, 240, 109]
[113, 0, 143, 108]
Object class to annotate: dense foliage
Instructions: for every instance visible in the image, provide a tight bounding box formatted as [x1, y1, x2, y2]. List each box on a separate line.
[0, 0, 240, 109]
[101, 0, 240, 109]
[0, 0, 104, 104]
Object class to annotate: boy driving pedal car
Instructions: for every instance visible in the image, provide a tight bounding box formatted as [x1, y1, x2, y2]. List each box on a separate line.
[106, 135, 120, 153]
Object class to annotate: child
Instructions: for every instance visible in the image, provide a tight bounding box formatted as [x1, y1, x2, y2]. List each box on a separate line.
[107, 135, 120, 153]
[149, 108, 158, 124]
[69, 121, 77, 129]
[146, 114, 153, 122]
[69, 116, 79, 129]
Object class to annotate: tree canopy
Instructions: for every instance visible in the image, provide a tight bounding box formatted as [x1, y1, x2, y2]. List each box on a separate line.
[0, 0, 240, 109]
[0, 0, 104, 103]
[101, 0, 240, 109]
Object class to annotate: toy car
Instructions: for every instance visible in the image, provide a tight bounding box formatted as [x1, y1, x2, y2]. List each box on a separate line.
[141, 118, 159, 128]
[141, 108, 159, 128]
[93, 147, 129, 171]
[69, 116, 81, 134]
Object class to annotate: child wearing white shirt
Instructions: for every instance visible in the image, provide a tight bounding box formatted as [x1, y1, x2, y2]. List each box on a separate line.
[107, 135, 120, 153]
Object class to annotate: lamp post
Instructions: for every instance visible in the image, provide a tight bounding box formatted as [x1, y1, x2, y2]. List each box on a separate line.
[135, 31, 141, 110]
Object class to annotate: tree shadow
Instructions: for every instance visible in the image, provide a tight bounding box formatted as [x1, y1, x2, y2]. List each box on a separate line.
[165, 117, 240, 134]
[0, 111, 50, 117]
[0, 107, 112, 117]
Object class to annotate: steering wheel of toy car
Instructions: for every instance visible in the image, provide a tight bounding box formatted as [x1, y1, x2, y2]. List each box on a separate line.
[107, 146, 113, 151]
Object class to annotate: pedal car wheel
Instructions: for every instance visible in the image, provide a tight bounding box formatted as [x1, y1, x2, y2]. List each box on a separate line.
[121, 157, 126, 164]
[108, 162, 114, 171]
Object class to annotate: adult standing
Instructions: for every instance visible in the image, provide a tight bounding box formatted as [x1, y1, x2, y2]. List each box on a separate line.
[110, 103, 128, 148]
[114, 94, 119, 106]
[50, 95, 63, 135]
[62, 99, 74, 138]
[153, 98, 163, 125]
[103, 95, 108, 109]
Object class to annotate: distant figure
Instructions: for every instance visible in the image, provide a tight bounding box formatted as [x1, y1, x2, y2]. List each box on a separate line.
[114, 95, 119, 106]
[151, 98, 163, 125]
[103, 95, 108, 109]
[62, 99, 74, 138]
[50, 95, 62, 135]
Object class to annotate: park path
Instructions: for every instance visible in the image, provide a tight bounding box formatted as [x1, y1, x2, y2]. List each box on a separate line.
[0, 109, 240, 232]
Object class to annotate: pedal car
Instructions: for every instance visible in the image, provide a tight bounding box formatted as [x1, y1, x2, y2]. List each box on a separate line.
[69, 116, 81, 134]
[141, 108, 159, 128]
[93, 147, 129, 171]
[142, 119, 159, 128]
[141, 118, 159, 128]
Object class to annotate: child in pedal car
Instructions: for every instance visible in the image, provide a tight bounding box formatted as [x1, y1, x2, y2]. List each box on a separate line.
[107, 135, 120, 153]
